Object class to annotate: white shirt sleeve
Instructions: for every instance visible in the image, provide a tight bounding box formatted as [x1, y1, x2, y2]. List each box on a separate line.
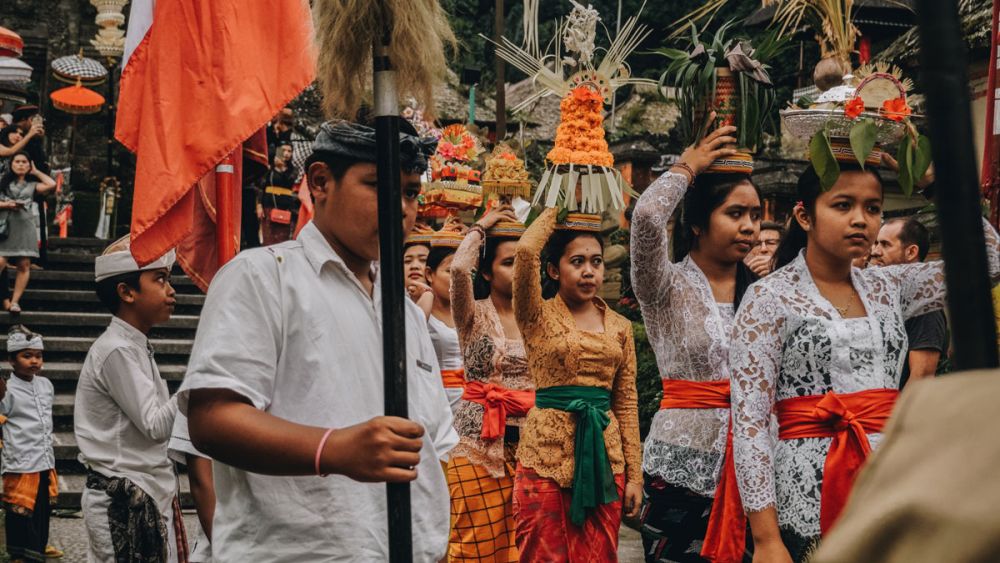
[102, 348, 178, 442]
[179, 255, 283, 413]
[731, 283, 784, 513]
[168, 411, 207, 464]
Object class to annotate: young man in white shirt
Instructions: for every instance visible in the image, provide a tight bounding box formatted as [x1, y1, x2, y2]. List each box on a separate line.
[1, 325, 57, 562]
[181, 119, 457, 562]
[74, 237, 185, 562]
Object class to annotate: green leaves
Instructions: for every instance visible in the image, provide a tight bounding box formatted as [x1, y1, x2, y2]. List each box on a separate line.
[896, 134, 932, 197]
[896, 137, 914, 197]
[912, 134, 932, 182]
[849, 119, 877, 169]
[810, 131, 840, 190]
[556, 207, 570, 224]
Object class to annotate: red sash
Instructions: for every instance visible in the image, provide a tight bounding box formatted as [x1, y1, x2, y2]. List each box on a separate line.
[657, 379, 744, 563]
[462, 381, 535, 440]
[441, 368, 466, 389]
[776, 388, 898, 534]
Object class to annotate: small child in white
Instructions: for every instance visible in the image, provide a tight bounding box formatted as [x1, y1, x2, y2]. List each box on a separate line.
[1, 325, 57, 563]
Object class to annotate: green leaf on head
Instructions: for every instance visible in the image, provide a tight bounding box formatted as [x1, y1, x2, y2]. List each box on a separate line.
[849, 119, 877, 169]
[912, 134, 932, 183]
[810, 132, 840, 190]
[897, 139, 914, 197]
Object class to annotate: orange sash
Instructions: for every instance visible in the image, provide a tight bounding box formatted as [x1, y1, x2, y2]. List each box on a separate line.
[2, 469, 59, 515]
[441, 368, 466, 389]
[657, 379, 744, 563]
[776, 388, 898, 534]
[462, 381, 535, 440]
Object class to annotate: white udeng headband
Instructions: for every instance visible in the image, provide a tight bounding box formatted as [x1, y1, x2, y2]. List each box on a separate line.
[8, 332, 43, 352]
[94, 248, 176, 282]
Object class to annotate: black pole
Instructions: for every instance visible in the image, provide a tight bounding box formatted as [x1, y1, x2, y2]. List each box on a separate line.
[373, 36, 412, 563]
[915, 0, 1000, 370]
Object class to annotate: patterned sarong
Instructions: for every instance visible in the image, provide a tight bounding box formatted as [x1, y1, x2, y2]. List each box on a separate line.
[86, 470, 189, 563]
[512, 464, 624, 562]
[447, 456, 518, 562]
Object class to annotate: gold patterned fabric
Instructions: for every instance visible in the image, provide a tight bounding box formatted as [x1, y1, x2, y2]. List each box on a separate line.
[511, 208, 642, 488]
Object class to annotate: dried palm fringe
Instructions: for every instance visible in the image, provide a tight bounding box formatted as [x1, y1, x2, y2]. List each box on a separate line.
[313, 0, 456, 119]
[533, 165, 634, 214]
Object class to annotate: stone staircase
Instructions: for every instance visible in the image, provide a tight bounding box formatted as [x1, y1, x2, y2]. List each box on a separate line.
[1, 237, 203, 509]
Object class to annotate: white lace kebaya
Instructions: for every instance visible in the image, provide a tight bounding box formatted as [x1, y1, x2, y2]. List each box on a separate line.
[630, 171, 734, 497]
[731, 221, 1000, 539]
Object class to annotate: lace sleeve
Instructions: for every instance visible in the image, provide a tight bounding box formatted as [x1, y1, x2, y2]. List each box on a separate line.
[878, 218, 1000, 319]
[612, 325, 643, 485]
[730, 283, 783, 512]
[450, 228, 484, 336]
[629, 172, 689, 307]
[513, 208, 557, 338]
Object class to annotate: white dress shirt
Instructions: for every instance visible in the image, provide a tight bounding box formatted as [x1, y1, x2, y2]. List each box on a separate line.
[178, 221, 458, 563]
[74, 315, 179, 513]
[1, 373, 55, 474]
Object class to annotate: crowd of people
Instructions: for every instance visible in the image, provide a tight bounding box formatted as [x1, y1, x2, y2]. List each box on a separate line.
[1, 112, 997, 563]
[0, 106, 54, 314]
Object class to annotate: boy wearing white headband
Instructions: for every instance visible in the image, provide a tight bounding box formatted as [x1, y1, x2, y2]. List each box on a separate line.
[1, 325, 57, 562]
[74, 235, 186, 562]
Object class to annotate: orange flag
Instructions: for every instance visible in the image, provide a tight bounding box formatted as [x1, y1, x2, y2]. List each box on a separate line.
[115, 0, 315, 265]
[294, 174, 312, 239]
[178, 129, 269, 292]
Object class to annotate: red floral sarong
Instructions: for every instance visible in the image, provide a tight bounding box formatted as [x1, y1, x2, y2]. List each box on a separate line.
[512, 464, 624, 562]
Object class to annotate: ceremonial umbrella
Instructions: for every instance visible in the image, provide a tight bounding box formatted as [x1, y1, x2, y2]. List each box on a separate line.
[50, 81, 105, 115]
[0, 82, 27, 105]
[0, 27, 23, 58]
[51, 81, 106, 179]
[0, 57, 32, 84]
[52, 52, 109, 86]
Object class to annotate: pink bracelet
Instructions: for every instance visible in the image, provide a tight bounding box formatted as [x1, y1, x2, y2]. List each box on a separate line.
[315, 428, 335, 477]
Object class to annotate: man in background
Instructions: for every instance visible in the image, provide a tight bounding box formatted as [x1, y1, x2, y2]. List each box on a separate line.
[870, 216, 947, 387]
[744, 221, 783, 277]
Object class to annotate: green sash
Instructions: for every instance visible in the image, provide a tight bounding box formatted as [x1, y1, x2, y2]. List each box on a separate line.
[534, 385, 618, 525]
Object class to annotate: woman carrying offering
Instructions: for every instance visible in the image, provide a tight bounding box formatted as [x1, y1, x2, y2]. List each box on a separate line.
[731, 160, 1000, 562]
[446, 202, 534, 562]
[631, 121, 760, 563]
[424, 217, 469, 409]
[511, 206, 642, 561]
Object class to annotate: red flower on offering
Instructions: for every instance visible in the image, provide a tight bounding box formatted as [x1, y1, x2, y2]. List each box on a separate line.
[844, 97, 865, 120]
[880, 97, 911, 122]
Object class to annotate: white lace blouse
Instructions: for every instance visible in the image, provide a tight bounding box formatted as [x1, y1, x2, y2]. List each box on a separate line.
[631, 171, 734, 496]
[731, 223, 1000, 538]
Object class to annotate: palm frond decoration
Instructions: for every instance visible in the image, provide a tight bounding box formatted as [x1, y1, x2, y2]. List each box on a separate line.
[669, 0, 888, 68]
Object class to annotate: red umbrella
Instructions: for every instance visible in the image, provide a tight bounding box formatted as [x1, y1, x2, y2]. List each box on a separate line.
[0, 27, 23, 58]
[50, 81, 105, 115]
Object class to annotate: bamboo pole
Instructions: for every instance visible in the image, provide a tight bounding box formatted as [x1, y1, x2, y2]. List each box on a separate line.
[495, 0, 506, 140]
[915, 0, 1000, 370]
